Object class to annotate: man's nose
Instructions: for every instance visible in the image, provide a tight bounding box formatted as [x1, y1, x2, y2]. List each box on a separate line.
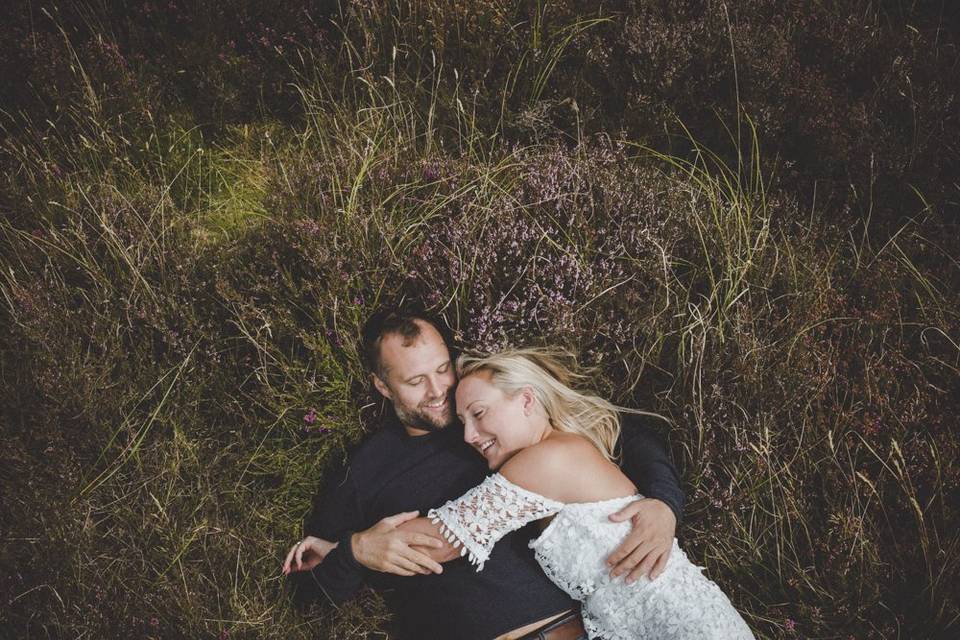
[425, 376, 444, 399]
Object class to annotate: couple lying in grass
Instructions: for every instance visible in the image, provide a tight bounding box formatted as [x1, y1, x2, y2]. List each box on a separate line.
[283, 309, 753, 639]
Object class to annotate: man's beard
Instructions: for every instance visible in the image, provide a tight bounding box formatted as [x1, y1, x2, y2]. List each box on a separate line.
[393, 389, 455, 432]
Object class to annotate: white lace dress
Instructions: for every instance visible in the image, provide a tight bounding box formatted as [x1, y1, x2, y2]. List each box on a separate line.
[428, 473, 754, 640]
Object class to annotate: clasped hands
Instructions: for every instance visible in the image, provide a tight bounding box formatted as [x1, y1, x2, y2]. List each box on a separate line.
[283, 498, 675, 582]
[282, 511, 444, 577]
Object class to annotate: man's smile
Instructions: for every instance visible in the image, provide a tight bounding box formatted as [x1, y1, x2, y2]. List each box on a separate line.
[423, 398, 448, 412]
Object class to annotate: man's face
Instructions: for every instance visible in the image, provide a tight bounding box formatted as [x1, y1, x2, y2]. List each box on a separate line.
[372, 320, 456, 435]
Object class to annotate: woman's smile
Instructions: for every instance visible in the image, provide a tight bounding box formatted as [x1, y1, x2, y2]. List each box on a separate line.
[477, 438, 497, 456]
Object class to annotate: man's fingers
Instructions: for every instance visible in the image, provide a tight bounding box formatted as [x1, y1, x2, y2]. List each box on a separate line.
[381, 510, 420, 528]
[393, 557, 423, 576]
[606, 532, 647, 567]
[610, 541, 654, 578]
[406, 549, 444, 574]
[403, 532, 445, 549]
[396, 553, 433, 575]
[608, 500, 644, 522]
[650, 547, 671, 580]
[628, 547, 660, 583]
[386, 562, 417, 577]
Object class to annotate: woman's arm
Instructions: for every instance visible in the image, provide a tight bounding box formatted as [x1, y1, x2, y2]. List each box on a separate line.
[397, 436, 614, 571]
[397, 517, 463, 564]
[409, 471, 566, 571]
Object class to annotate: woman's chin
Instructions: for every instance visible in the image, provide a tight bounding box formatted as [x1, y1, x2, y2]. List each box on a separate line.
[484, 452, 502, 470]
[487, 450, 514, 471]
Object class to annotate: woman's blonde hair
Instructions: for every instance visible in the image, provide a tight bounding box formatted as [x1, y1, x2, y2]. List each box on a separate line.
[457, 347, 625, 461]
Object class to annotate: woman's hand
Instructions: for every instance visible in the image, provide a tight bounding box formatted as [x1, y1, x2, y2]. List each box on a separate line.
[282, 536, 338, 575]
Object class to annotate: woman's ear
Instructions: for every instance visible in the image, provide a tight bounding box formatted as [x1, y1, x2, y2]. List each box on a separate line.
[521, 386, 536, 415]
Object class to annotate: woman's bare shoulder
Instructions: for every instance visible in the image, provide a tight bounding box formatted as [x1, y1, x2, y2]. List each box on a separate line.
[500, 432, 624, 503]
[505, 431, 602, 471]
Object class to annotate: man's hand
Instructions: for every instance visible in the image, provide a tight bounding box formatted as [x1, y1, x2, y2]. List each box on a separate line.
[606, 498, 677, 583]
[351, 511, 445, 576]
[283, 536, 338, 575]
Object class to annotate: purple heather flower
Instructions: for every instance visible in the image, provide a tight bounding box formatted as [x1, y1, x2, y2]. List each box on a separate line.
[303, 409, 317, 425]
[785, 619, 796, 632]
[302, 425, 330, 436]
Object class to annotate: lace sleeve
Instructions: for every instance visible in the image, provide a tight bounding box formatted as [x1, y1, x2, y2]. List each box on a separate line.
[427, 473, 564, 571]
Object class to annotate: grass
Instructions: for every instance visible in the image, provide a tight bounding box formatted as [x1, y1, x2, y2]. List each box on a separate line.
[1, 2, 958, 639]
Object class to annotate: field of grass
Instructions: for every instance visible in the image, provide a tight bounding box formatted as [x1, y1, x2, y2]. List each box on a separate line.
[1, 2, 958, 638]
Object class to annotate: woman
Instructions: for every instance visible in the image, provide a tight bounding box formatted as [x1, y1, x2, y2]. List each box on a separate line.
[410, 348, 754, 640]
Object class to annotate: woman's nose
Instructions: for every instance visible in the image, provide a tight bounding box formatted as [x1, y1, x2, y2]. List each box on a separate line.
[462, 420, 478, 443]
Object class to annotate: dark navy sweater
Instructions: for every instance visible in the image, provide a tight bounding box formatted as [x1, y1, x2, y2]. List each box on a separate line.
[298, 414, 684, 640]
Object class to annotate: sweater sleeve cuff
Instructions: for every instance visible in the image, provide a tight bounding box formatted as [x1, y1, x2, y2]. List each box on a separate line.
[337, 531, 365, 572]
[307, 531, 368, 605]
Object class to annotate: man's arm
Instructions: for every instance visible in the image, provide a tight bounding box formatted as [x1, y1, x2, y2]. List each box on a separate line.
[292, 453, 370, 605]
[293, 452, 444, 597]
[618, 413, 685, 523]
[606, 413, 685, 582]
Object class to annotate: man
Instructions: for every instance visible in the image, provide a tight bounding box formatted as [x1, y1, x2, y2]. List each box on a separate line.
[285, 309, 684, 639]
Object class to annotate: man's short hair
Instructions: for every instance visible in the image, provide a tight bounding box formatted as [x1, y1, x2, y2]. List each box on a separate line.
[361, 308, 441, 378]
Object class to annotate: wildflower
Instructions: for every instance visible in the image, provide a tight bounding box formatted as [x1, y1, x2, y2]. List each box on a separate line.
[785, 618, 796, 632]
[150, 617, 159, 627]
[302, 424, 330, 436]
[303, 409, 317, 425]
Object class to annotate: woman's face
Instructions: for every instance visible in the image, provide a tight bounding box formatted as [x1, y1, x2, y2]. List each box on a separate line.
[456, 371, 540, 470]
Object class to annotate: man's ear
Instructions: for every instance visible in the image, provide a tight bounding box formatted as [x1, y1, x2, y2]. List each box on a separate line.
[372, 373, 393, 400]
